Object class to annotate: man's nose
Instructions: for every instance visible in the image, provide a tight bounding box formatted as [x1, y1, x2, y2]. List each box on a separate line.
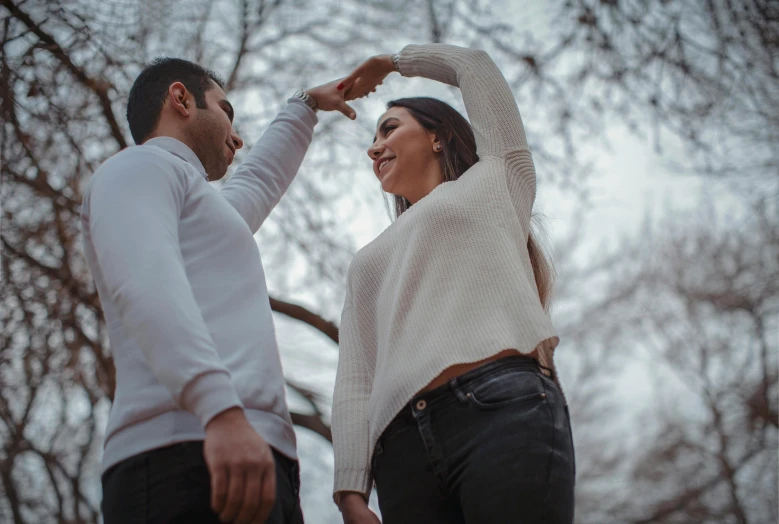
[232, 131, 244, 150]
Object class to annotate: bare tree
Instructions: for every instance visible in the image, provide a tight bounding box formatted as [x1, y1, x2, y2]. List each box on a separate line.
[0, 0, 581, 522]
[2, 0, 777, 523]
[456, 0, 779, 197]
[532, 3, 779, 520]
[546, 0, 778, 191]
[551, 198, 778, 524]
[0, 0, 360, 521]
[621, 199, 777, 524]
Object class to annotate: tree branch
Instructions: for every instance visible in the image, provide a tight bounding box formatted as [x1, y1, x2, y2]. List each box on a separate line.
[1, 0, 128, 149]
[269, 297, 339, 344]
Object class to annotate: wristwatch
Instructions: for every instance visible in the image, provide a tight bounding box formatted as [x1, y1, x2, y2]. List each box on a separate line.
[292, 89, 318, 111]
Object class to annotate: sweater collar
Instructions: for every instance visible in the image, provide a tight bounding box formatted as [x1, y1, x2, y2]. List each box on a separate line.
[145, 137, 209, 180]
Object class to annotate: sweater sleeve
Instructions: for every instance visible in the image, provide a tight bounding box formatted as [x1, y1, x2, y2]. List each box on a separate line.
[220, 98, 317, 234]
[85, 149, 243, 427]
[331, 292, 376, 500]
[397, 43, 537, 229]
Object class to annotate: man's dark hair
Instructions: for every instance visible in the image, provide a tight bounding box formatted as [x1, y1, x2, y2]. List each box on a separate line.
[127, 57, 225, 144]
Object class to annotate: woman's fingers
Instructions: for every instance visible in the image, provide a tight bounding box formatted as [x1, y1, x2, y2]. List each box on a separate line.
[337, 76, 354, 93]
[343, 54, 393, 100]
[342, 63, 366, 89]
[306, 58, 388, 117]
[344, 78, 376, 101]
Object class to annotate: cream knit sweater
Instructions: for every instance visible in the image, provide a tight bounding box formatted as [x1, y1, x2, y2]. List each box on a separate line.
[332, 43, 561, 498]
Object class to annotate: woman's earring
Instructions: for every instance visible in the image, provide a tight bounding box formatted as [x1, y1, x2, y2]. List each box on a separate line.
[435, 144, 442, 151]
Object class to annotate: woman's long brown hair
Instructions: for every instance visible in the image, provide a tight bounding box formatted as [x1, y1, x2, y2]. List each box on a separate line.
[386, 97, 554, 311]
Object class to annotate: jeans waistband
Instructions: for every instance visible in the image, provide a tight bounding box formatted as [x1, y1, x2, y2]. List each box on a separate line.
[102, 440, 299, 484]
[414, 354, 541, 404]
[382, 355, 543, 438]
[379, 355, 545, 443]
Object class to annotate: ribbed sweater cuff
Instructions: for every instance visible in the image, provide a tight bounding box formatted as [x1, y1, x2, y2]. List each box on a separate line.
[333, 468, 372, 500]
[396, 44, 468, 82]
[397, 44, 431, 78]
[181, 371, 244, 427]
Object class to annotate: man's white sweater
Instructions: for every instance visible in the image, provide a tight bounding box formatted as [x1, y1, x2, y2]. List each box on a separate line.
[81, 99, 317, 473]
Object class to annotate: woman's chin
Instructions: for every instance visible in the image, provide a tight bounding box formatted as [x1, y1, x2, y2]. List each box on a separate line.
[379, 175, 395, 194]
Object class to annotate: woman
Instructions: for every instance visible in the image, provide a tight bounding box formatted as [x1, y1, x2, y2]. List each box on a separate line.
[333, 44, 575, 524]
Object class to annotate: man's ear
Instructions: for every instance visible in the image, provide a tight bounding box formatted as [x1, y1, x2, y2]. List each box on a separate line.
[168, 82, 192, 118]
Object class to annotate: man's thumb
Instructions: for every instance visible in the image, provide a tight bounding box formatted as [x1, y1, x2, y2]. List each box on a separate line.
[341, 102, 356, 120]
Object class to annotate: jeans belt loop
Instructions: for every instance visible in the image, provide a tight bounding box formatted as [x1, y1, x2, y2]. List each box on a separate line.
[538, 362, 555, 380]
[450, 377, 469, 403]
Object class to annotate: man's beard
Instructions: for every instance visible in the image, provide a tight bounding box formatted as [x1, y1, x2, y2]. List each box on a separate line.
[187, 111, 228, 181]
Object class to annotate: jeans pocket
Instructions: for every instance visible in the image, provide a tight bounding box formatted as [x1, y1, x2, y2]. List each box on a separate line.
[465, 369, 547, 410]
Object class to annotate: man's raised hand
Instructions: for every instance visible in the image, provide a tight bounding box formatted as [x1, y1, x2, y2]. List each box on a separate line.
[306, 78, 357, 120]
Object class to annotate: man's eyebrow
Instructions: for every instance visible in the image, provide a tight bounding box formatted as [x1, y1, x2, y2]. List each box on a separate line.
[220, 99, 234, 123]
[373, 117, 400, 142]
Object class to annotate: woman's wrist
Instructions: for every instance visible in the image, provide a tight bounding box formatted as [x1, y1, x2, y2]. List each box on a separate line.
[337, 491, 369, 511]
[391, 52, 401, 72]
[375, 54, 397, 74]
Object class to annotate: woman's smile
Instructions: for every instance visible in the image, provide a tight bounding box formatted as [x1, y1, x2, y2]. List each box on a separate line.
[378, 157, 396, 176]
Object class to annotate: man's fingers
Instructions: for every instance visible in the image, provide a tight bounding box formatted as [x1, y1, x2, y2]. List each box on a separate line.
[234, 471, 262, 524]
[220, 469, 245, 523]
[339, 102, 356, 120]
[254, 463, 277, 523]
[210, 466, 229, 515]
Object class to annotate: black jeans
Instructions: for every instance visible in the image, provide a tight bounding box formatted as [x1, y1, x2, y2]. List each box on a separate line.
[101, 441, 303, 524]
[371, 355, 575, 524]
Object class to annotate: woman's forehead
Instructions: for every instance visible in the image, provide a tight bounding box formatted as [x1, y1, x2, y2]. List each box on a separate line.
[376, 107, 406, 127]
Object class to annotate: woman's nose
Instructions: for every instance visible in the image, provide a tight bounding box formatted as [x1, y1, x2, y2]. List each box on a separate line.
[367, 144, 382, 160]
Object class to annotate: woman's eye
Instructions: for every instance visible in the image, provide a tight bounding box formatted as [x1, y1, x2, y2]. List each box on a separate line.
[385, 125, 397, 134]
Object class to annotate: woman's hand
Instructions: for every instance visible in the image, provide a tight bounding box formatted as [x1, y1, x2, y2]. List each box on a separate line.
[307, 54, 394, 120]
[306, 78, 357, 120]
[341, 55, 396, 102]
[339, 492, 381, 524]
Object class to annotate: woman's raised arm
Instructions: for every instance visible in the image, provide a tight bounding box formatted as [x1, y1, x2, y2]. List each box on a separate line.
[344, 43, 531, 159]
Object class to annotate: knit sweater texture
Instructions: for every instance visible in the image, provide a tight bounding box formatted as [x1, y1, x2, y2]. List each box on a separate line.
[331, 43, 561, 497]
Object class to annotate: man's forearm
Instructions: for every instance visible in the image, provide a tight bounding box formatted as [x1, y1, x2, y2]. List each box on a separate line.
[220, 98, 318, 233]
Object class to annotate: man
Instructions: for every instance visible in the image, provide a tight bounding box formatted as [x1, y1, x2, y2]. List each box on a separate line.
[81, 58, 355, 523]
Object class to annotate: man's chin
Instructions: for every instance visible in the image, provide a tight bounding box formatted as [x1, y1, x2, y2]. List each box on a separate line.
[206, 163, 229, 181]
